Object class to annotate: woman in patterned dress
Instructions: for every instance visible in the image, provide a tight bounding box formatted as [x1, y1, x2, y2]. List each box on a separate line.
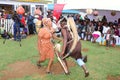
[37, 18, 55, 73]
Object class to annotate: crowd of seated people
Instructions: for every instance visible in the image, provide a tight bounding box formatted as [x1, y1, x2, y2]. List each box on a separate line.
[70, 14, 120, 47]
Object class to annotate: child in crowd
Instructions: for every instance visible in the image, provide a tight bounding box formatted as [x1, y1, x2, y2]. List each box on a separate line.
[0, 24, 10, 39]
[106, 29, 111, 47]
[0, 24, 5, 35]
[99, 33, 106, 46]
[33, 15, 41, 33]
[20, 28, 27, 39]
[92, 30, 101, 43]
[109, 25, 116, 47]
[21, 31, 27, 39]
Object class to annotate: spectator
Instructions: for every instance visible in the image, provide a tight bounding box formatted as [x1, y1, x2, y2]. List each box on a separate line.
[6, 14, 12, 19]
[92, 29, 101, 43]
[27, 12, 35, 34]
[20, 15, 26, 28]
[113, 25, 119, 46]
[109, 24, 116, 46]
[0, 24, 10, 39]
[95, 21, 103, 34]
[12, 11, 21, 41]
[21, 31, 27, 39]
[81, 21, 87, 40]
[86, 21, 95, 41]
[102, 22, 110, 36]
[33, 15, 42, 33]
[118, 24, 120, 37]
[102, 15, 107, 23]
[106, 29, 111, 47]
[99, 33, 106, 46]
[0, 24, 5, 35]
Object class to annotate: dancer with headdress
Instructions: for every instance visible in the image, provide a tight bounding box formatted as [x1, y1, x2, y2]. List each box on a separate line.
[59, 17, 89, 77]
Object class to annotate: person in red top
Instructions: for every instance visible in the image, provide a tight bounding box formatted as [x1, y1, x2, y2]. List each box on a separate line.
[20, 15, 26, 28]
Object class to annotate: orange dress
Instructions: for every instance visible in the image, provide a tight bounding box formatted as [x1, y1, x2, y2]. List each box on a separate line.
[38, 27, 54, 60]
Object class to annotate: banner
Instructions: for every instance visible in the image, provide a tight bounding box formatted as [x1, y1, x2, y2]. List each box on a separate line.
[53, 4, 65, 21]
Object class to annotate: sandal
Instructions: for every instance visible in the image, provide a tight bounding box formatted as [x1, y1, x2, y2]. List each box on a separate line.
[46, 72, 52, 74]
[65, 72, 70, 75]
[85, 71, 89, 77]
[37, 63, 41, 68]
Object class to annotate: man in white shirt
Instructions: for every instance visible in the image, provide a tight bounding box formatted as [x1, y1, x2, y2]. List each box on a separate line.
[52, 16, 61, 37]
[102, 23, 110, 35]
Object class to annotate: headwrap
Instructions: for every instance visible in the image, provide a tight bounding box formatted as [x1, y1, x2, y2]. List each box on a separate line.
[42, 18, 48, 26]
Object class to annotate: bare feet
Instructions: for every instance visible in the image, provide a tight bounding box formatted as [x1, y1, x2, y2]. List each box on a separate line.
[46, 71, 52, 74]
[85, 71, 89, 77]
[37, 61, 41, 69]
[65, 71, 70, 75]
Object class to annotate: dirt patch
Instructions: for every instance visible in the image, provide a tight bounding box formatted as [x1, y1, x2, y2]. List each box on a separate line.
[0, 60, 75, 80]
[115, 47, 120, 51]
[107, 75, 120, 80]
[82, 48, 89, 52]
[27, 35, 36, 39]
[52, 60, 75, 75]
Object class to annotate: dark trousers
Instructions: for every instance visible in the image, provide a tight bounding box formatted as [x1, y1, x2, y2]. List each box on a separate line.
[14, 22, 21, 40]
[106, 40, 111, 47]
[28, 24, 35, 34]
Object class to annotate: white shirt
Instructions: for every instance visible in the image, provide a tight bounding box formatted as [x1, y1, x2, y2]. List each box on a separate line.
[52, 22, 58, 31]
[102, 26, 110, 34]
[106, 34, 110, 40]
[52, 22, 61, 36]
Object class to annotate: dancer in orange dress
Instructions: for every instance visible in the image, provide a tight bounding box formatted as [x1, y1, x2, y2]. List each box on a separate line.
[37, 18, 55, 73]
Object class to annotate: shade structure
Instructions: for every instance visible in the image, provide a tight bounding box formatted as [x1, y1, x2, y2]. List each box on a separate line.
[59, 0, 120, 11]
[47, 1, 120, 22]
[47, 4, 80, 14]
[62, 10, 79, 14]
[47, 4, 54, 10]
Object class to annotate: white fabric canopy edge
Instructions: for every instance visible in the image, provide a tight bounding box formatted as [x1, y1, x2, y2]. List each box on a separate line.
[60, 0, 120, 11]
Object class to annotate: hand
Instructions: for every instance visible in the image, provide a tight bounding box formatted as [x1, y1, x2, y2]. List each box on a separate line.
[58, 38, 63, 43]
[60, 52, 64, 57]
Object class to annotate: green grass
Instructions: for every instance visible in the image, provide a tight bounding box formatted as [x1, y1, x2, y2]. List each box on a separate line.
[0, 35, 120, 80]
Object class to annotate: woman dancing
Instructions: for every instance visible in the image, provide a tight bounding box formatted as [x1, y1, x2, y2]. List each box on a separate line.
[37, 18, 55, 74]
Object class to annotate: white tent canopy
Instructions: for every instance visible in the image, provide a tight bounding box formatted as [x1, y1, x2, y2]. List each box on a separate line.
[57, 0, 120, 11]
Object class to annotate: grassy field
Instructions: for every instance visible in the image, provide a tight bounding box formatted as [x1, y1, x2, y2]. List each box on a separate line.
[0, 35, 120, 80]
